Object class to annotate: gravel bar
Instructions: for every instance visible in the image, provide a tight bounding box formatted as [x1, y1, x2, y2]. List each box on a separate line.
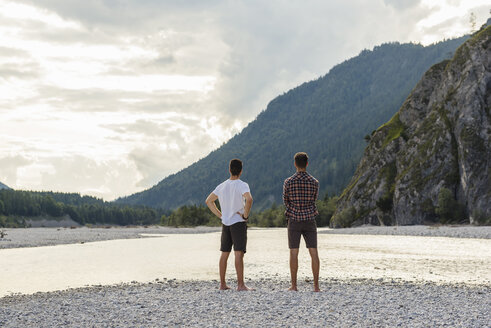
[1, 225, 489, 250]
[0, 226, 221, 249]
[0, 279, 489, 327]
[320, 225, 491, 239]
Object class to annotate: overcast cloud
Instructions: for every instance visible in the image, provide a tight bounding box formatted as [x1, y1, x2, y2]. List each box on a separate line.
[0, 0, 488, 200]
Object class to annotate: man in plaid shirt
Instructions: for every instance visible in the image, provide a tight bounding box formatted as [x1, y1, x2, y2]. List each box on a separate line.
[283, 152, 320, 292]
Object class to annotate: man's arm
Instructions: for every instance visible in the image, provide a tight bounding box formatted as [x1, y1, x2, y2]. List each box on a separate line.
[283, 180, 291, 209]
[205, 193, 222, 219]
[242, 192, 253, 219]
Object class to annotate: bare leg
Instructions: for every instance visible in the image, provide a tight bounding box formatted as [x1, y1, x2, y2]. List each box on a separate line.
[308, 248, 320, 292]
[235, 251, 252, 291]
[289, 248, 299, 291]
[219, 252, 231, 290]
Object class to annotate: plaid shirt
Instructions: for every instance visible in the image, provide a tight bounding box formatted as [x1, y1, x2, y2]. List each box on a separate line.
[283, 171, 319, 221]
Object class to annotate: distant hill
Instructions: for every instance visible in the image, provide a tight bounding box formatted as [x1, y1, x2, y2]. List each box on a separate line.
[0, 190, 160, 227]
[117, 36, 468, 210]
[0, 182, 10, 190]
[333, 26, 491, 226]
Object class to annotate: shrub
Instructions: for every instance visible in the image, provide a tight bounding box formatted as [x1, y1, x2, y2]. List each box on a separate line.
[471, 209, 490, 225]
[249, 204, 286, 227]
[330, 207, 356, 228]
[376, 195, 393, 213]
[435, 187, 465, 223]
[316, 196, 338, 226]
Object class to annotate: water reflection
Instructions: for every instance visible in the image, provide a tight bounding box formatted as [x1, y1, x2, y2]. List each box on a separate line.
[0, 228, 489, 296]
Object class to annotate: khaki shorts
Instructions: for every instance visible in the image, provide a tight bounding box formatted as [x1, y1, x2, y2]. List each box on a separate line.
[221, 222, 247, 253]
[288, 219, 317, 249]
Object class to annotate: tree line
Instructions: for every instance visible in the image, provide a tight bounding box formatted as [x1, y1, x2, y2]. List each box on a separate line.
[1, 185, 480, 228]
[0, 190, 163, 228]
[161, 194, 339, 228]
[0, 188, 339, 228]
[159, 185, 476, 227]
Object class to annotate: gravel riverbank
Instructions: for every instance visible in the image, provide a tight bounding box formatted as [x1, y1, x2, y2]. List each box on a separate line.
[1, 226, 489, 327]
[0, 279, 489, 327]
[0, 226, 221, 249]
[320, 224, 491, 239]
[1, 225, 489, 249]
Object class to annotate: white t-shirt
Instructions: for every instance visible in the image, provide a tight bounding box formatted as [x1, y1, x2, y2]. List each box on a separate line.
[212, 179, 250, 226]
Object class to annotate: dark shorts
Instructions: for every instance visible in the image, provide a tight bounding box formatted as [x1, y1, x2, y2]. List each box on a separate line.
[288, 219, 317, 249]
[221, 222, 247, 253]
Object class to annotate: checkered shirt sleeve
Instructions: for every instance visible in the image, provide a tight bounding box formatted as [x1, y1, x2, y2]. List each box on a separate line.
[283, 172, 319, 221]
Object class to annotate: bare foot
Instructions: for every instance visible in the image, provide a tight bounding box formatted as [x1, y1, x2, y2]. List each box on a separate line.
[219, 284, 231, 290]
[288, 286, 298, 291]
[237, 285, 253, 291]
[313, 286, 321, 292]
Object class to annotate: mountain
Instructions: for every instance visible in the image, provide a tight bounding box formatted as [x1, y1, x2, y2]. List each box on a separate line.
[117, 36, 468, 210]
[332, 26, 491, 226]
[0, 182, 10, 190]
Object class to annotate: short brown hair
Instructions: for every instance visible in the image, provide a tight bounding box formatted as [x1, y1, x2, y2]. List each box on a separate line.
[294, 152, 308, 169]
[229, 158, 243, 176]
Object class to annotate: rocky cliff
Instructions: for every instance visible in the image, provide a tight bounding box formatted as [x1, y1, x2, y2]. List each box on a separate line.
[332, 26, 491, 227]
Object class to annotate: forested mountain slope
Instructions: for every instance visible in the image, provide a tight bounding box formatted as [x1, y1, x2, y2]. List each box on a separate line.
[118, 37, 467, 210]
[0, 182, 10, 190]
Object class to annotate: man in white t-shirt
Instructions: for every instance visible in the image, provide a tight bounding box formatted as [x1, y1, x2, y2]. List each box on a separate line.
[205, 158, 253, 291]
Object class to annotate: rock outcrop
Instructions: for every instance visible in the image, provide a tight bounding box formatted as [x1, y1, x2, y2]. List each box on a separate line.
[332, 26, 491, 226]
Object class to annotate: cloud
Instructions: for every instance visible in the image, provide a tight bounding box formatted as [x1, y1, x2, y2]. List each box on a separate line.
[103, 118, 193, 139]
[37, 155, 141, 200]
[15, 0, 218, 31]
[0, 46, 30, 57]
[0, 155, 33, 187]
[1, 153, 143, 200]
[113, 116, 239, 188]
[99, 112, 242, 189]
[383, 0, 421, 10]
[28, 86, 213, 114]
[0, 60, 41, 80]
[3, 0, 431, 119]
[207, 0, 429, 119]
[129, 145, 181, 188]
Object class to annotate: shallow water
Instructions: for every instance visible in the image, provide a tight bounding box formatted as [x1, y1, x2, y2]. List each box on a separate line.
[0, 228, 490, 296]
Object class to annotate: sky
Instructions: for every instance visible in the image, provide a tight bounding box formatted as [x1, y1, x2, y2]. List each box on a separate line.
[0, 0, 489, 200]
